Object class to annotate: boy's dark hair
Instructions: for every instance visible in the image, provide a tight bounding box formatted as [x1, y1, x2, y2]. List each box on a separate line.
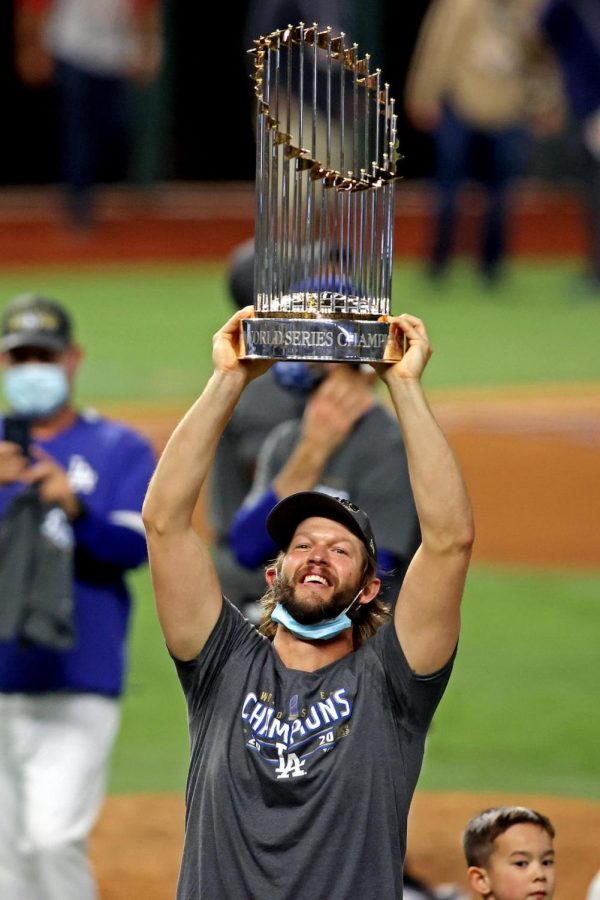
[463, 807, 555, 867]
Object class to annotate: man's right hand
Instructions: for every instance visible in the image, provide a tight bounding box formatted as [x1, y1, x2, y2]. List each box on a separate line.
[0, 441, 29, 485]
[212, 307, 271, 384]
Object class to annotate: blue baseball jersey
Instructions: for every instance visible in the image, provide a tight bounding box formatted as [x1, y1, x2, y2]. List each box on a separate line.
[0, 410, 156, 697]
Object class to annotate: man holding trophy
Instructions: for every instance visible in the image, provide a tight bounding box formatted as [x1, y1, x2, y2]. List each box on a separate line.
[143, 24, 475, 899]
[143, 308, 474, 898]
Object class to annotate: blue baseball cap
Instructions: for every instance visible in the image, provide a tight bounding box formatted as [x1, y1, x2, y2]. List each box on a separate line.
[266, 491, 377, 563]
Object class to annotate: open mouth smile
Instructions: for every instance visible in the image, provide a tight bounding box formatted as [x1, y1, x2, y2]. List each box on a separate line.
[300, 572, 332, 587]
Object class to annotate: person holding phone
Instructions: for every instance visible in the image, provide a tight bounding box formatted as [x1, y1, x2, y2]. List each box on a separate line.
[0, 293, 156, 900]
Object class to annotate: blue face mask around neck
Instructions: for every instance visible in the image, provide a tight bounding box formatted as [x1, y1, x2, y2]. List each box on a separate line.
[3, 363, 69, 419]
[271, 588, 364, 641]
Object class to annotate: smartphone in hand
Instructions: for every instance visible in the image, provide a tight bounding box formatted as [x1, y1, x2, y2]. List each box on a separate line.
[3, 415, 32, 457]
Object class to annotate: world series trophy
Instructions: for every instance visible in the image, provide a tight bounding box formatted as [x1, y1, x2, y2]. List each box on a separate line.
[240, 23, 404, 363]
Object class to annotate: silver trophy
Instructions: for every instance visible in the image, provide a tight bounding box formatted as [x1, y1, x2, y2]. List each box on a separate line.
[240, 23, 404, 363]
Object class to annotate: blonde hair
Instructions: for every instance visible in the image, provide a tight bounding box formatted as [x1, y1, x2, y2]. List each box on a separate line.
[258, 550, 391, 648]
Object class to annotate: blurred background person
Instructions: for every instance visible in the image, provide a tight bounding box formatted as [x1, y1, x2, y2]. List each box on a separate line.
[14, 0, 163, 232]
[0, 294, 156, 899]
[227, 360, 421, 618]
[405, 0, 563, 285]
[540, 0, 600, 297]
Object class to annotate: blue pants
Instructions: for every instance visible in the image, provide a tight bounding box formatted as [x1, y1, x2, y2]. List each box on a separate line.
[431, 103, 528, 278]
[55, 60, 129, 227]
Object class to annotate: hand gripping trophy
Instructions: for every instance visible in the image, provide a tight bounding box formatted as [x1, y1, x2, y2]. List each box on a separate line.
[240, 23, 404, 363]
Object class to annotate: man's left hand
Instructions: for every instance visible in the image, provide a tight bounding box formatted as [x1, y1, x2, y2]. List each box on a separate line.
[377, 314, 432, 384]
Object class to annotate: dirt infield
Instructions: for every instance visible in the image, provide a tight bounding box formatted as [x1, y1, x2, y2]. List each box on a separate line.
[427, 384, 600, 569]
[112, 382, 600, 569]
[88, 384, 599, 899]
[91, 791, 600, 899]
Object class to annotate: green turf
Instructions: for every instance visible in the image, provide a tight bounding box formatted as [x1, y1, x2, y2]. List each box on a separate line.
[109, 564, 600, 799]
[0, 259, 597, 799]
[392, 261, 600, 387]
[108, 568, 189, 794]
[392, 259, 600, 388]
[0, 258, 598, 405]
[0, 263, 232, 404]
[420, 566, 600, 799]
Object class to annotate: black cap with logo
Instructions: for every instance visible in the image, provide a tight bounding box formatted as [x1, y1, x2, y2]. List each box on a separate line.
[266, 491, 378, 564]
[0, 294, 73, 353]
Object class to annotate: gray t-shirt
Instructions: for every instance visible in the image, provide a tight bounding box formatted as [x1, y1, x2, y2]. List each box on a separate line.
[174, 600, 454, 899]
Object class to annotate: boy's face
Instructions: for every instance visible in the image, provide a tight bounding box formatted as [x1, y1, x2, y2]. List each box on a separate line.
[468, 823, 555, 900]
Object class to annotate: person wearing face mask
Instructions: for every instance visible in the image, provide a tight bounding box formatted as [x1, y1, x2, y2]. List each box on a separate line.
[142, 307, 474, 899]
[0, 293, 156, 900]
[213, 234, 419, 623]
[228, 360, 421, 622]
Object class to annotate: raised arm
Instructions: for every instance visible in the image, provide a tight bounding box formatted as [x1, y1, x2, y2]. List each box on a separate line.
[379, 314, 475, 675]
[142, 309, 269, 660]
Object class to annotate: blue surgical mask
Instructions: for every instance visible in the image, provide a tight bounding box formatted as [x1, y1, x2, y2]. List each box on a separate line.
[272, 362, 327, 395]
[271, 588, 364, 641]
[3, 363, 69, 418]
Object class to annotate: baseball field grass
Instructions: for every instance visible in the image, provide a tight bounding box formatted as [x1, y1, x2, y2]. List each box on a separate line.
[109, 563, 600, 799]
[0, 257, 598, 400]
[0, 258, 598, 801]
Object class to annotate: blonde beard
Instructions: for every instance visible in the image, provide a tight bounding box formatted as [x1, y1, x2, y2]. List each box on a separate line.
[271, 570, 361, 626]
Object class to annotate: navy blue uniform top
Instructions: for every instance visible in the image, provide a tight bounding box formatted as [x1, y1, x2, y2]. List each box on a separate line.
[0, 410, 156, 697]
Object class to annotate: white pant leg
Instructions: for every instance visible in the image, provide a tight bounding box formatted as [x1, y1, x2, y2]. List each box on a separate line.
[11, 693, 120, 900]
[0, 695, 36, 900]
[588, 871, 600, 900]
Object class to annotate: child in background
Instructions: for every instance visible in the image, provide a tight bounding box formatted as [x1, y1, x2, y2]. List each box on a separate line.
[462, 806, 555, 899]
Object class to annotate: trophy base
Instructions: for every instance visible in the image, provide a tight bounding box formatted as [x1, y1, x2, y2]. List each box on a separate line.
[240, 317, 402, 363]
